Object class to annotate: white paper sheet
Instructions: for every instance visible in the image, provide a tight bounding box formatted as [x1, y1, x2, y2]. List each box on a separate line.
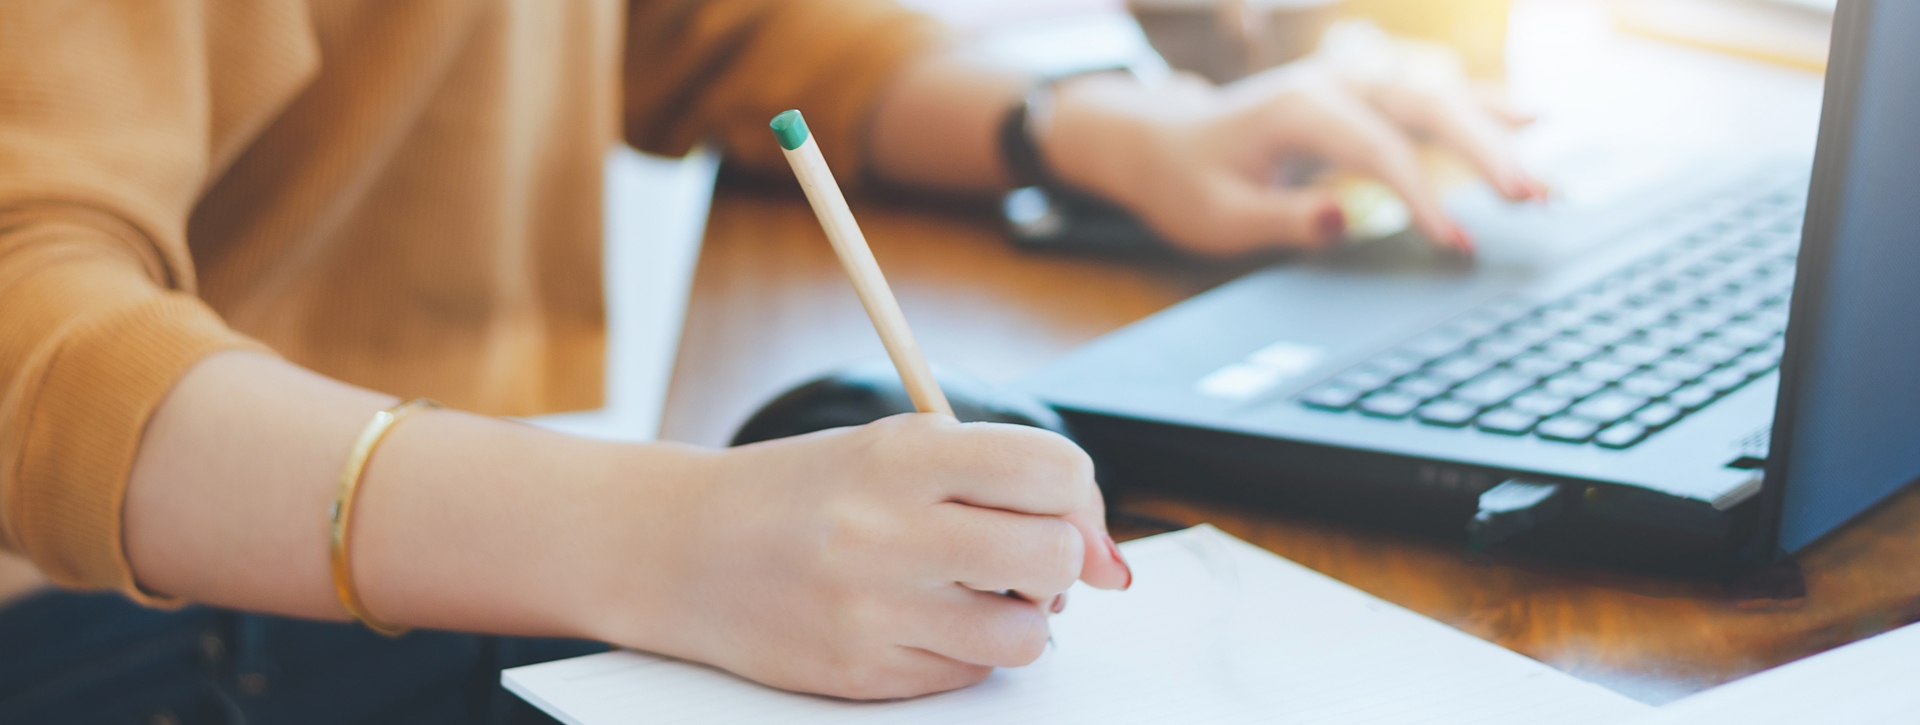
[504, 525, 1649, 724]
[530, 145, 720, 443]
[1627, 619, 1920, 724]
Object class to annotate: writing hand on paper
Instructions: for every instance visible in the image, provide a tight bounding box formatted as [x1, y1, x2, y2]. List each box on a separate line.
[1038, 50, 1539, 256]
[599, 413, 1130, 700]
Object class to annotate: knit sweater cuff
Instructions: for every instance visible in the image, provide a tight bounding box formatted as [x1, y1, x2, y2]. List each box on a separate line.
[11, 293, 268, 606]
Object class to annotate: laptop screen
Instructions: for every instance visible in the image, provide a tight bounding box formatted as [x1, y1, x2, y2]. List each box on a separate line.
[1766, 0, 1920, 553]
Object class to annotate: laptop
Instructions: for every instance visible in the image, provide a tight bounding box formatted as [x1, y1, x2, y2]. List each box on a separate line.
[1019, 0, 1919, 574]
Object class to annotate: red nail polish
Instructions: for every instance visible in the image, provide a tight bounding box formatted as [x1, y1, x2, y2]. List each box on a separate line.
[1051, 593, 1068, 614]
[1105, 535, 1133, 590]
[1452, 227, 1477, 255]
[1316, 203, 1347, 246]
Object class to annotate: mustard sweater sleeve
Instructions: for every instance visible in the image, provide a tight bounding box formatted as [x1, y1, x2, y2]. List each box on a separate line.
[622, 0, 949, 177]
[0, 1, 305, 601]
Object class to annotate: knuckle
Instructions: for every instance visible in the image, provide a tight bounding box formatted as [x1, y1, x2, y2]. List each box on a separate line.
[864, 412, 947, 452]
[997, 520, 1082, 593]
[1004, 613, 1052, 666]
[1041, 521, 1085, 589]
[1019, 429, 1089, 476]
[858, 412, 908, 437]
[1021, 440, 1098, 509]
[1061, 444, 1096, 486]
[864, 417, 954, 485]
[979, 425, 1078, 475]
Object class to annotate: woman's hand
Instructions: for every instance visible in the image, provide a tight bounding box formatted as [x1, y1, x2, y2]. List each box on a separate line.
[1039, 57, 1542, 257]
[592, 413, 1130, 700]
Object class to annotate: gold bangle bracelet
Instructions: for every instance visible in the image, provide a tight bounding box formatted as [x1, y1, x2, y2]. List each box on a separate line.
[329, 397, 441, 637]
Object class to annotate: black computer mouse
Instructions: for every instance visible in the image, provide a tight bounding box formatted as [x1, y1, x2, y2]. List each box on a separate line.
[730, 358, 1072, 446]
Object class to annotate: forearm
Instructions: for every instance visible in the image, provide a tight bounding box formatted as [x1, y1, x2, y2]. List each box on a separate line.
[123, 351, 704, 639]
[866, 50, 1032, 192]
[119, 349, 1126, 698]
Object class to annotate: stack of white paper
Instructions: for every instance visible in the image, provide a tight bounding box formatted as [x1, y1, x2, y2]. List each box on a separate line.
[504, 525, 1651, 724]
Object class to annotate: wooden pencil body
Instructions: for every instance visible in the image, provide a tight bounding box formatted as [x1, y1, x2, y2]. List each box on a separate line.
[780, 135, 954, 417]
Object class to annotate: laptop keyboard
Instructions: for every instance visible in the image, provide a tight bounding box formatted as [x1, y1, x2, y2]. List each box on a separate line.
[1296, 184, 1804, 449]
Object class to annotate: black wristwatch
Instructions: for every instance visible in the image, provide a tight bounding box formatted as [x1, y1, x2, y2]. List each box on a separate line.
[996, 67, 1136, 190]
[997, 68, 1175, 255]
[997, 84, 1057, 189]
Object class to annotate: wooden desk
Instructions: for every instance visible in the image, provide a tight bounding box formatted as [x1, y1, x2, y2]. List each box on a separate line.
[659, 1, 1920, 705]
[662, 179, 1920, 704]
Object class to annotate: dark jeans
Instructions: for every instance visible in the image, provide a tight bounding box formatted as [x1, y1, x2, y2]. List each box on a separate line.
[0, 588, 606, 725]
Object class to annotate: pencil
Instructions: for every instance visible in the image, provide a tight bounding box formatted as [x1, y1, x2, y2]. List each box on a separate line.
[771, 109, 954, 417]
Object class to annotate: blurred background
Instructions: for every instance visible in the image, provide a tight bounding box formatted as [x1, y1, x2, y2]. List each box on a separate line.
[900, 0, 1832, 78]
[891, 0, 1832, 155]
[577, 0, 1837, 449]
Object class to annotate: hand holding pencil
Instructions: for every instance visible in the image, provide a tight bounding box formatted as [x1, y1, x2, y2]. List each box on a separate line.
[610, 110, 1134, 700]
[768, 107, 1131, 594]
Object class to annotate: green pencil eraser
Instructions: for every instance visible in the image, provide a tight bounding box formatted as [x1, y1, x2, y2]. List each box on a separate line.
[770, 109, 809, 150]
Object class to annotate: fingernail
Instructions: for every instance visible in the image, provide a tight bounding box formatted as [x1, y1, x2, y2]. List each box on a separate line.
[1315, 202, 1347, 246]
[1501, 176, 1527, 200]
[1105, 535, 1133, 590]
[1451, 227, 1477, 255]
[1050, 592, 1068, 614]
